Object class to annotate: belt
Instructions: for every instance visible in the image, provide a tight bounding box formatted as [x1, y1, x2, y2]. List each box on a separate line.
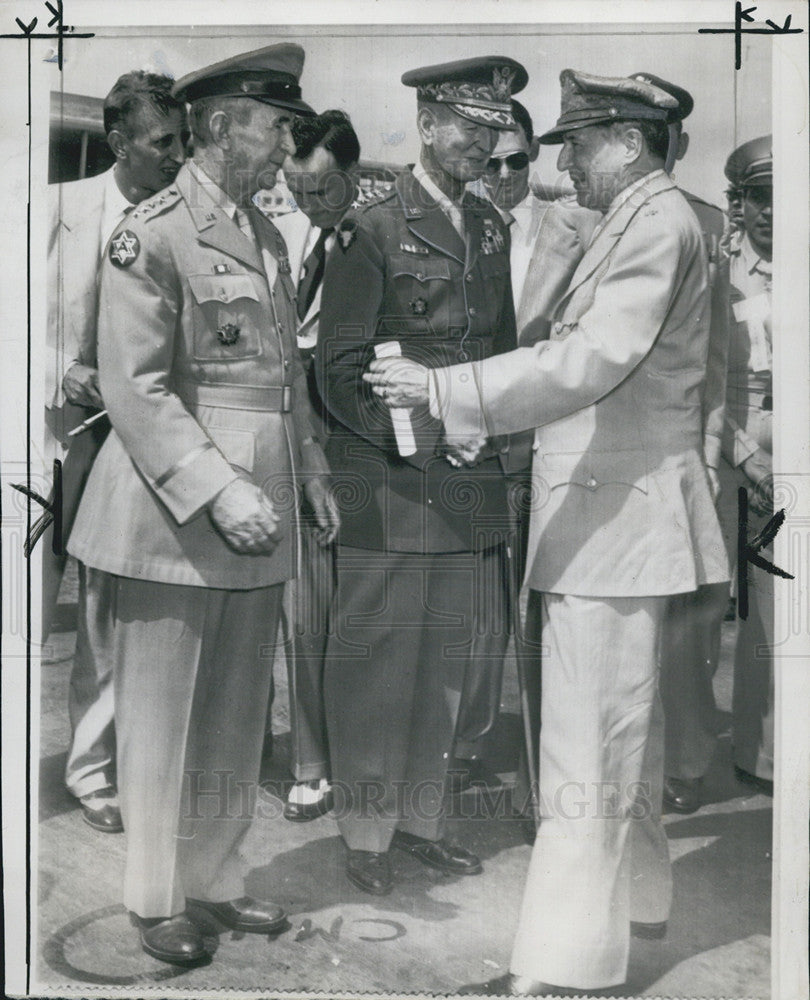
[174, 380, 294, 412]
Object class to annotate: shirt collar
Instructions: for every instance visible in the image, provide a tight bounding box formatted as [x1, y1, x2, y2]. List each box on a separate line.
[602, 168, 666, 225]
[107, 165, 137, 217]
[187, 159, 240, 220]
[739, 231, 772, 278]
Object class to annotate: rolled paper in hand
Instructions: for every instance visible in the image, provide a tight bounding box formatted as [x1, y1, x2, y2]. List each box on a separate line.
[373, 341, 417, 457]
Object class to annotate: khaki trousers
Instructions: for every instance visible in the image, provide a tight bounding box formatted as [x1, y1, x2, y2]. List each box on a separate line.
[112, 576, 283, 918]
[510, 592, 671, 990]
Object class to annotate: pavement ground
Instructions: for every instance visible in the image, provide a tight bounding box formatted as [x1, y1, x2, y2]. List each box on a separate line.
[33, 560, 772, 998]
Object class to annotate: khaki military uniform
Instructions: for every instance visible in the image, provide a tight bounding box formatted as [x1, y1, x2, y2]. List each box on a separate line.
[70, 162, 327, 916]
[436, 170, 729, 988]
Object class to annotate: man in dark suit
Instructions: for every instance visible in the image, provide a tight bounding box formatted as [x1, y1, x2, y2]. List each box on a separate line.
[316, 56, 527, 895]
[272, 110, 361, 822]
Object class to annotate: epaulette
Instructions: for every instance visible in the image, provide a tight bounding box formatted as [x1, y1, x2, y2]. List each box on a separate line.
[351, 186, 397, 212]
[128, 186, 183, 223]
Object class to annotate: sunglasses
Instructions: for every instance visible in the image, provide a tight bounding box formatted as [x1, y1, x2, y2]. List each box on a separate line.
[485, 152, 530, 174]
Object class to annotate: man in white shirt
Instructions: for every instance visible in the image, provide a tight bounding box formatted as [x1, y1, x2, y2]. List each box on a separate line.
[271, 110, 360, 822]
[46, 71, 187, 833]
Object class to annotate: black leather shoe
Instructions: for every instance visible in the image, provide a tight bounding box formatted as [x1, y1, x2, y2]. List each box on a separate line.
[446, 757, 488, 795]
[131, 913, 208, 965]
[663, 776, 702, 814]
[631, 920, 667, 939]
[283, 781, 334, 822]
[391, 830, 482, 875]
[79, 792, 124, 833]
[734, 765, 774, 796]
[346, 850, 392, 895]
[187, 896, 286, 933]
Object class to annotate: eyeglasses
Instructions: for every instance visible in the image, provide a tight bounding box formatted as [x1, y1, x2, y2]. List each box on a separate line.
[485, 152, 530, 174]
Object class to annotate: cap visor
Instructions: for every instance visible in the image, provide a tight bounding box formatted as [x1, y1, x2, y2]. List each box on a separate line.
[253, 96, 316, 116]
[540, 117, 624, 144]
[448, 104, 517, 131]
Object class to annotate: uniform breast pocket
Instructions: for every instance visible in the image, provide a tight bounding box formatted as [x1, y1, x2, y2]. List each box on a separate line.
[187, 274, 263, 362]
[389, 254, 451, 332]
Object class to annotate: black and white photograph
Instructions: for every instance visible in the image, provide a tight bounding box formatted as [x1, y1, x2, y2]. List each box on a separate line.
[0, 1, 808, 998]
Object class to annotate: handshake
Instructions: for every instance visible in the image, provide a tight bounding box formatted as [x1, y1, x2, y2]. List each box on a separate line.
[363, 353, 494, 468]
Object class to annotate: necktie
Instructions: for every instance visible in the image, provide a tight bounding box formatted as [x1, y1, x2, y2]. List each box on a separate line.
[234, 206, 255, 242]
[297, 227, 333, 322]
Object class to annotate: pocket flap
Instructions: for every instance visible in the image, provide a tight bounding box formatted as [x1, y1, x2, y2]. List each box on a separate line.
[188, 274, 260, 306]
[206, 425, 256, 474]
[390, 255, 452, 282]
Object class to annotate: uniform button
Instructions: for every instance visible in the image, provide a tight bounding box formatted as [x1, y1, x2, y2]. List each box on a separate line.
[427, 498, 432, 504]
[278, 324, 284, 332]
[284, 359, 290, 369]
[587, 477, 598, 488]
[466, 274, 473, 282]
[469, 306, 477, 316]
[416, 271, 424, 280]
[553, 322, 563, 334]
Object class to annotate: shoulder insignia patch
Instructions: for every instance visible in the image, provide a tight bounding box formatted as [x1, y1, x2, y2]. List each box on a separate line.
[337, 220, 358, 252]
[109, 230, 140, 268]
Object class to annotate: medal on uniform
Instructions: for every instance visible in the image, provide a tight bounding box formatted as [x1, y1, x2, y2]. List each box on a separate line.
[480, 220, 505, 255]
[216, 323, 241, 346]
[278, 255, 291, 274]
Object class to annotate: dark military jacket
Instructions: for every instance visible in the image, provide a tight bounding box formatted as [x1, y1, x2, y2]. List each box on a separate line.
[316, 166, 517, 553]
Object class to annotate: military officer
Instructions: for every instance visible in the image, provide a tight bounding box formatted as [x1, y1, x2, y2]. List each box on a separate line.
[628, 71, 733, 815]
[69, 44, 338, 966]
[315, 56, 526, 895]
[369, 70, 729, 993]
[718, 136, 775, 789]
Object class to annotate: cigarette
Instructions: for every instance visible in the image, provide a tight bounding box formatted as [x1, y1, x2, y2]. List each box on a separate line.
[67, 409, 108, 437]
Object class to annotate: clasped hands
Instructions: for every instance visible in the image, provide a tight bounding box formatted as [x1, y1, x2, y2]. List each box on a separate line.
[364, 356, 491, 468]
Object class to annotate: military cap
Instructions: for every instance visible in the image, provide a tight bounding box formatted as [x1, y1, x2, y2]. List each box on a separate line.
[538, 69, 679, 143]
[629, 71, 693, 121]
[171, 43, 315, 115]
[401, 56, 528, 130]
[724, 135, 772, 187]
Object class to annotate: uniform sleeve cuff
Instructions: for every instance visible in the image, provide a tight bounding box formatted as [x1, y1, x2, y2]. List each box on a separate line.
[153, 443, 240, 525]
[703, 434, 722, 471]
[430, 362, 490, 442]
